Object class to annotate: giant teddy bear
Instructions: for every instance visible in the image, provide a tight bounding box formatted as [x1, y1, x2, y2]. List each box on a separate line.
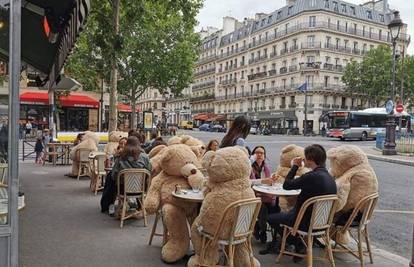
[104, 131, 128, 156]
[271, 144, 309, 212]
[167, 135, 205, 159]
[69, 131, 99, 176]
[188, 147, 260, 267]
[328, 145, 378, 240]
[144, 144, 204, 263]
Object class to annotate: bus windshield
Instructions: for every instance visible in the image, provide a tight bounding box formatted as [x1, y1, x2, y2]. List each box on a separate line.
[328, 112, 349, 129]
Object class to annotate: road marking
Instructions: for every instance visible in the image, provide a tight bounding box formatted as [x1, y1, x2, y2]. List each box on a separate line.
[375, 209, 414, 215]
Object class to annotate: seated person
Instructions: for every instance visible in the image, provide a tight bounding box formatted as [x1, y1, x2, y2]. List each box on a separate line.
[250, 146, 280, 244]
[101, 136, 151, 214]
[261, 144, 337, 259]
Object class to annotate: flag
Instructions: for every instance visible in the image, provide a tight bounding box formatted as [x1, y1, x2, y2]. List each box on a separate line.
[298, 82, 307, 92]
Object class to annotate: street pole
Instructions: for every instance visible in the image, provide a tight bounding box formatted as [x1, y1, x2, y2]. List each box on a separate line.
[99, 78, 104, 132]
[9, 0, 21, 265]
[304, 91, 308, 136]
[399, 47, 405, 131]
[410, 224, 414, 267]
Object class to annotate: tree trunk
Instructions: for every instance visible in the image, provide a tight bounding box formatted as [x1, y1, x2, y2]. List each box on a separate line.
[108, 0, 120, 133]
[130, 88, 137, 130]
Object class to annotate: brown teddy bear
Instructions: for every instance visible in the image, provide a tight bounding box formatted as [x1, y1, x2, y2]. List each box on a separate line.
[327, 145, 378, 241]
[144, 144, 204, 263]
[69, 131, 99, 176]
[188, 147, 260, 267]
[149, 144, 168, 177]
[271, 144, 309, 212]
[167, 135, 205, 159]
[104, 131, 128, 156]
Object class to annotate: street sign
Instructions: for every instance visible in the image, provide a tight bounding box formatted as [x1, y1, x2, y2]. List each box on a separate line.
[396, 104, 404, 113]
[385, 100, 394, 114]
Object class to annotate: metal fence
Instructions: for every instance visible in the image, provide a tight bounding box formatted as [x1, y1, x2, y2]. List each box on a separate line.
[396, 133, 414, 154]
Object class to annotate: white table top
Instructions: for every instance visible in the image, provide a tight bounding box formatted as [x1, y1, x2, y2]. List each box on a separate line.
[172, 190, 204, 202]
[0, 195, 26, 216]
[89, 151, 106, 159]
[253, 184, 301, 196]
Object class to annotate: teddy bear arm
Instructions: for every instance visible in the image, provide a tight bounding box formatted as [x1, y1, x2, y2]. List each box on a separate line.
[144, 175, 163, 214]
[188, 173, 204, 189]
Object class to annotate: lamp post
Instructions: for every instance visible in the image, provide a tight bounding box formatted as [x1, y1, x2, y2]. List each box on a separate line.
[383, 11, 404, 155]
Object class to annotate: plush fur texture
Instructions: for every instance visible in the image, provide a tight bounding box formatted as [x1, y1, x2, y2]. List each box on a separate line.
[181, 163, 204, 189]
[327, 145, 378, 244]
[188, 147, 260, 267]
[69, 131, 99, 176]
[271, 144, 309, 212]
[144, 144, 203, 263]
[149, 144, 168, 177]
[166, 135, 205, 159]
[104, 131, 128, 156]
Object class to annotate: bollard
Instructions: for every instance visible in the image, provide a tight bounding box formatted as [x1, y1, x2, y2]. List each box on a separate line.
[411, 224, 414, 267]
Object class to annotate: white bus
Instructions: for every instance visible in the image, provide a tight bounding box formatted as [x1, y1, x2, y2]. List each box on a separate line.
[323, 108, 411, 141]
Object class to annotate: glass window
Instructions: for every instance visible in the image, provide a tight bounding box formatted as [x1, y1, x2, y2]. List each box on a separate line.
[309, 16, 316, 27]
[333, 1, 338, 11]
[350, 6, 356, 15]
[366, 10, 372, 19]
[324, 0, 329, 8]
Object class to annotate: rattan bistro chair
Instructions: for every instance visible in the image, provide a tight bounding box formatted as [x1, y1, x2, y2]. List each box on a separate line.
[148, 208, 168, 246]
[116, 168, 151, 228]
[77, 148, 93, 180]
[276, 194, 338, 267]
[332, 193, 379, 267]
[90, 154, 106, 195]
[196, 198, 261, 267]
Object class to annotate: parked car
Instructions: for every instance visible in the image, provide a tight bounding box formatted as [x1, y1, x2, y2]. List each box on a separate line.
[179, 120, 193, 130]
[210, 125, 227, 132]
[250, 126, 258, 135]
[199, 123, 211, 131]
[261, 128, 271, 135]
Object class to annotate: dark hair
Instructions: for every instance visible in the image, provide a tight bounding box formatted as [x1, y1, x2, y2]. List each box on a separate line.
[128, 130, 146, 144]
[220, 115, 251, 148]
[304, 144, 327, 166]
[206, 139, 219, 152]
[150, 132, 158, 140]
[119, 136, 141, 161]
[252, 146, 266, 159]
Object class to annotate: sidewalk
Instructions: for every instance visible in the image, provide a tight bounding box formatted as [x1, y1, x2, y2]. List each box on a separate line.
[365, 147, 414, 166]
[19, 163, 410, 267]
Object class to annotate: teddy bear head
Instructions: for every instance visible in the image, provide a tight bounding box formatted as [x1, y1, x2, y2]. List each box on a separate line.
[108, 131, 128, 143]
[202, 146, 251, 183]
[279, 144, 305, 168]
[167, 136, 182, 146]
[160, 144, 199, 177]
[148, 144, 167, 159]
[83, 131, 100, 146]
[327, 145, 369, 178]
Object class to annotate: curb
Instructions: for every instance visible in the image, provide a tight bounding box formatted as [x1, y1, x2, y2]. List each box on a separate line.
[366, 154, 414, 166]
[373, 247, 410, 266]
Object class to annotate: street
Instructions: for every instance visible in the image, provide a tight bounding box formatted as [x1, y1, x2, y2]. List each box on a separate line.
[181, 130, 414, 259]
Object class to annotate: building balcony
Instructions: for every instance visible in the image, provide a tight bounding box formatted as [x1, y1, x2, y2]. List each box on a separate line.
[190, 94, 215, 103]
[340, 105, 349, 110]
[219, 78, 238, 86]
[280, 48, 288, 55]
[268, 69, 277, 76]
[280, 104, 286, 109]
[270, 52, 277, 58]
[332, 104, 340, 109]
[269, 106, 276, 110]
[334, 65, 344, 72]
[197, 54, 217, 64]
[299, 62, 321, 71]
[322, 104, 331, 109]
[192, 81, 215, 91]
[194, 67, 215, 77]
[305, 103, 315, 108]
[247, 71, 267, 81]
[288, 65, 298, 72]
[279, 67, 288, 74]
[288, 103, 297, 108]
[323, 63, 334, 70]
[301, 42, 322, 49]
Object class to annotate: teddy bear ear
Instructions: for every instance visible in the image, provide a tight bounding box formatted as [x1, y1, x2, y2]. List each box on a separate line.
[281, 144, 296, 153]
[202, 150, 216, 169]
[190, 146, 200, 157]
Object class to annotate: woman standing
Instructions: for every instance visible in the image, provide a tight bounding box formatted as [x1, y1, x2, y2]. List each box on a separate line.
[219, 115, 251, 148]
[205, 139, 219, 153]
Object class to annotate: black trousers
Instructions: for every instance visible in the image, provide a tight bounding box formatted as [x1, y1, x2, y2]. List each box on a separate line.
[100, 172, 117, 212]
[268, 210, 303, 249]
[257, 202, 280, 233]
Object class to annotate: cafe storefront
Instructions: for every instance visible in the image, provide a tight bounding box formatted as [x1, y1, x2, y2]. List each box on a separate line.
[248, 111, 298, 134]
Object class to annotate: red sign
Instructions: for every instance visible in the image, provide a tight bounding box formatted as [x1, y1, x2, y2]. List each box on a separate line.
[396, 104, 404, 113]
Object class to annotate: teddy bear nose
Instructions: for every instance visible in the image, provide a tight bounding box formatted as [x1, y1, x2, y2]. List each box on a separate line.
[191, 169, 197, 175]
[201, 146, 205, 150]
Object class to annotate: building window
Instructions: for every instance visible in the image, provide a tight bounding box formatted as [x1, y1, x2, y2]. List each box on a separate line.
[333, 1, 338, 11]
[324, 0, 329, 8]
[271, 80, 276, 88]
[336, 20, 340, 30]
[282, 79, 286, 89]
[288, 6, 293, 15]
[335, 38, 340, 49]
[341, 4, 346, 13]
[277, 11, 282, 20]
[326, 36, 331, 46]
[379, 14, 384, 22]
[350, 6, 355, 15]
[310, 0, 316, 7]
[307, 35, 315, 46]
[267, 16, 272, 24]
[324, 76, 329, 87]
[366, 10, 372, 19]
[309, 16, 316, 27]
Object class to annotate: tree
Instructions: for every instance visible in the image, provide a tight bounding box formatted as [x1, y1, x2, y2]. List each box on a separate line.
[65, 0, 203, 132]
[118, 0, 201, 129]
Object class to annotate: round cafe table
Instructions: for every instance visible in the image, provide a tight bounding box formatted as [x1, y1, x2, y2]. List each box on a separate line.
[172, 190, 204, 203]
[89, 151, 106, 160]
[252, 184, 301, 196]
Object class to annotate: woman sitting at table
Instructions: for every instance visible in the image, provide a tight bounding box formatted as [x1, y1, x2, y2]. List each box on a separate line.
[101, 136, 151, 214]
[250, 146, 280, 244]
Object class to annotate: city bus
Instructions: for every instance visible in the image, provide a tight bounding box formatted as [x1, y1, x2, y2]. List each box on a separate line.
[323, 108, 411, 141]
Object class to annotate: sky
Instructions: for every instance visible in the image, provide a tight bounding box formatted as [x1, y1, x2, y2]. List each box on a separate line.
[196, 0, 414, 55]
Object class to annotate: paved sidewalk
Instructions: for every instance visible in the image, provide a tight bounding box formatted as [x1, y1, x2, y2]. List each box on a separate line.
[365, 147, 414, 166]
[19, 163, 410, 267]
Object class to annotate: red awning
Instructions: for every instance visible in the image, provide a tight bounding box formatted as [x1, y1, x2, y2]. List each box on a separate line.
[194, 114, 209, 121]
[20, 91, 99, 108]
[20, 91, 49, 105]
[59, 95, 99, 108]
[117, 103, 140, 113]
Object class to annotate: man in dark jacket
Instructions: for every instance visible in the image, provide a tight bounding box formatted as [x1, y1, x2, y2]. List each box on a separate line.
[260, 144, 337, 258]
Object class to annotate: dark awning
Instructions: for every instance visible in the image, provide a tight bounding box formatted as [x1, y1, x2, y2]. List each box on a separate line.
[0, 0, 90, 87]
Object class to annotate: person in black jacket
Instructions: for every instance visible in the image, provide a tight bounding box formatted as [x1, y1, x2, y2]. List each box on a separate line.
[260, 144, 337, 259]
